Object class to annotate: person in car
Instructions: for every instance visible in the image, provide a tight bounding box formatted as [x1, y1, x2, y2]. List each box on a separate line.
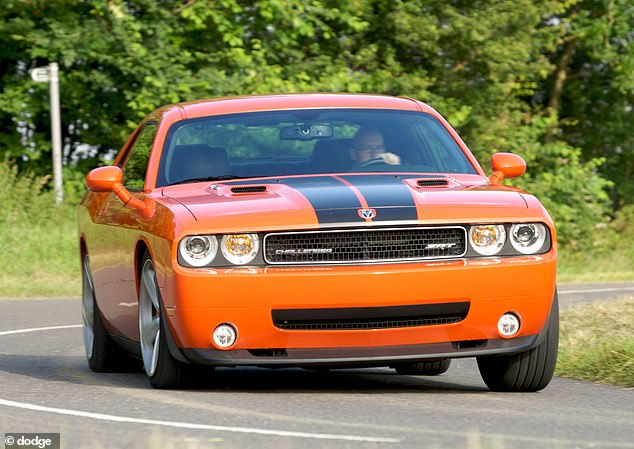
[350, 128, 401, 168]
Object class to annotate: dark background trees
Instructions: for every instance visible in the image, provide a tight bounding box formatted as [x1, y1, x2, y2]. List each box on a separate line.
[1, 0, 631, 245]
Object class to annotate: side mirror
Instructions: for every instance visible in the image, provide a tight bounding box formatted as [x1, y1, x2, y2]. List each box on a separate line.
[489, 152, 526, 184]
[86, 166, 123, 192]
[85, 166, 153, 218]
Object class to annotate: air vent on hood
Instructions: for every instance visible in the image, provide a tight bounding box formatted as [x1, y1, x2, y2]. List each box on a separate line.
[417, 178, 449, 188]
[230, 185, 267, 194]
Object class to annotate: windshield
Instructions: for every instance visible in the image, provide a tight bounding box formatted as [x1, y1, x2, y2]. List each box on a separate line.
[156, 109, 478, 187]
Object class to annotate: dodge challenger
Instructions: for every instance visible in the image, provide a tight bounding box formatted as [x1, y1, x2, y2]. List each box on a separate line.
[79, 93, 558, 390]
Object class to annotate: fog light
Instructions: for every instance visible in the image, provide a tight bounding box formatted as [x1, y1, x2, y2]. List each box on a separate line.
[497, 313, 520, 337]
[212, 323, 237, 349]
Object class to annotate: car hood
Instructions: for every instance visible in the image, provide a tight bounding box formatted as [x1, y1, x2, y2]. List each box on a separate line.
[162, 174, 545, 232]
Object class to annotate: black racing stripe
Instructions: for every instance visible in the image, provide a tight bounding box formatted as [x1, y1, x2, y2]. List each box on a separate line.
[223, 176, 362, 223]
[340, 175, 418, 222]
[280, 176, 362, 224]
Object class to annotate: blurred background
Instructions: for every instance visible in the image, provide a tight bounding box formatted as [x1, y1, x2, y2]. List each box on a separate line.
[0, 0, 632, 297]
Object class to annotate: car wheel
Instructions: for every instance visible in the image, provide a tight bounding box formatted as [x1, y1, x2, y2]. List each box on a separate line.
[138, 250, 195, 389]
[393, 359, 451, 376]
[477, 292, 559, 392]
[82, 254, 127, 372]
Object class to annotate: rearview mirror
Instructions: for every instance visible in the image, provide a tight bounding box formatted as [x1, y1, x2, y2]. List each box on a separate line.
[279, 124, 333, 140]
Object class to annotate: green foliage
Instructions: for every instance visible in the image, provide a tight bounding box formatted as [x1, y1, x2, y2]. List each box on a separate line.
[551, 0, 634, 207]
[0, 0, 631, 249]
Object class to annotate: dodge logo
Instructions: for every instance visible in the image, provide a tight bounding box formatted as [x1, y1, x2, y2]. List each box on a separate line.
[358, 208, 377, 220]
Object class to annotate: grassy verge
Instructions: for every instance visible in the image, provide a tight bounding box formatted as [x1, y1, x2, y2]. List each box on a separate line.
[0, 218, 79, 298]
[558, 243, 634, 283]
[0, 163, 80, 298]
[556, 297, 634, 388]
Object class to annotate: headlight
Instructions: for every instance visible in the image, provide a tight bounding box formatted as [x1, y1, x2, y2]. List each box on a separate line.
[221, 234, 260, 265]
[510, 223, 547, 254]
[179, 235, 218, 267]
[469, 225, 506, 256]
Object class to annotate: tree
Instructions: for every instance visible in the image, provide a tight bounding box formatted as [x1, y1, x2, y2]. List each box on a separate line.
[0, 0, 621, 246]
[537, 0, 634, 208]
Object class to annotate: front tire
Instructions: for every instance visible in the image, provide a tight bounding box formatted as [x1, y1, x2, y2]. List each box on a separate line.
[477, 293, 559, 392]
[138, 250, 195, 388]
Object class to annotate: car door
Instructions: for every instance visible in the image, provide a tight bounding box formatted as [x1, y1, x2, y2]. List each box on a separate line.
[91, 122, 158, 341]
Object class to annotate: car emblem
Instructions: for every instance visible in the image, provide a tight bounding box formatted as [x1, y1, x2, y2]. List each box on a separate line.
[358, 208, 377, 220]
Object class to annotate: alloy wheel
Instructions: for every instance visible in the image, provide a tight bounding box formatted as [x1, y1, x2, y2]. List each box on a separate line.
[81, 255, 95, 359]
[139, 258, 161, 377]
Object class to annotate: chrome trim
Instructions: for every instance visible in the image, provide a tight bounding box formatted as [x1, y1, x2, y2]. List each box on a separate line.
[263, 226, 468, 265]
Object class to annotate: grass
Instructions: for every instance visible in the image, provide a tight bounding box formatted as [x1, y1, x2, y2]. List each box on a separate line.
[0, 218, 79, 298]
[0, 163, 80, 298]
[558, 240, 634, 283]
[556, 297, 634, 388]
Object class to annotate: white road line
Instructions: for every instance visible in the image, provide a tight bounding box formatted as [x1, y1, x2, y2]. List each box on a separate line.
[0, 324, 82, 336]
[559, 287, 634, 295]
[0, 324, 399, 443]
[0, 398, 399, 443]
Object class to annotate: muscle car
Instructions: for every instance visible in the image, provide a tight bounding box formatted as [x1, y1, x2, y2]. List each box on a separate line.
[79, 93, 558, 390]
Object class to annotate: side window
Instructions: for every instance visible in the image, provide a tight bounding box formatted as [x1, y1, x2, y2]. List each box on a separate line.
[122, 123, 158, 190]
[413, 120, 476, 174]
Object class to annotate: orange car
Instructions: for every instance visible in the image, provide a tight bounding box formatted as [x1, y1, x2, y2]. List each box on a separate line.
[79, 93, 558, 390]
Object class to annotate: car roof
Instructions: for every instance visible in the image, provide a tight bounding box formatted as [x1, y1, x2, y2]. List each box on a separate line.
[154, 93, 435, 120]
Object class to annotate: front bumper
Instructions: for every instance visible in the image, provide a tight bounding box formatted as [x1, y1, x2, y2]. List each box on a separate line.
[181, 334, 541, 367]
[161, 252, 557, 366]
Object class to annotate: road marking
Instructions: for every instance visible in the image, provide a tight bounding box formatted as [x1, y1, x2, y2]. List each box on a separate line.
[0, 324, 82, 336]
[559, 287, 634, 295]
[0, 324, 399, 443]
[0, 398, 399, 443]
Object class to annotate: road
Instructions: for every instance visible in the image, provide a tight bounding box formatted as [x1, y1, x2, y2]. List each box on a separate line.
[0, 284, 632, 449]
[558, 282, 634, 308]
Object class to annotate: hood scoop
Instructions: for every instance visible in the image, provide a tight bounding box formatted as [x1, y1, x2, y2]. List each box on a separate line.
[229, 185, 268, 194]
[417, 178, 449, 188]
[415, 177, 461, 189]
[207, 184, 271, 196]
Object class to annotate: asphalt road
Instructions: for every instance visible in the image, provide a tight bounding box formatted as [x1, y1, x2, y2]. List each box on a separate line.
[558, 282, 634, 309]
[1, 285, 633, 449]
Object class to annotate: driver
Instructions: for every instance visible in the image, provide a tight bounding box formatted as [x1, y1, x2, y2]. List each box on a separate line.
[350, 128, 400, 167]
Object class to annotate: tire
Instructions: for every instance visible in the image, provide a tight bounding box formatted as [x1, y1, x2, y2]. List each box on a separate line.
[477, 293, 559, 392]
[138, 250, 197, 388]
[393, 359, 451, 376]
[82, 254, 132, 372]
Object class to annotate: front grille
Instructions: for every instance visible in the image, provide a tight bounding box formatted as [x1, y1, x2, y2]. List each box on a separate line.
[264, 226, 466, 264]
[273, 302, 470, 331]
